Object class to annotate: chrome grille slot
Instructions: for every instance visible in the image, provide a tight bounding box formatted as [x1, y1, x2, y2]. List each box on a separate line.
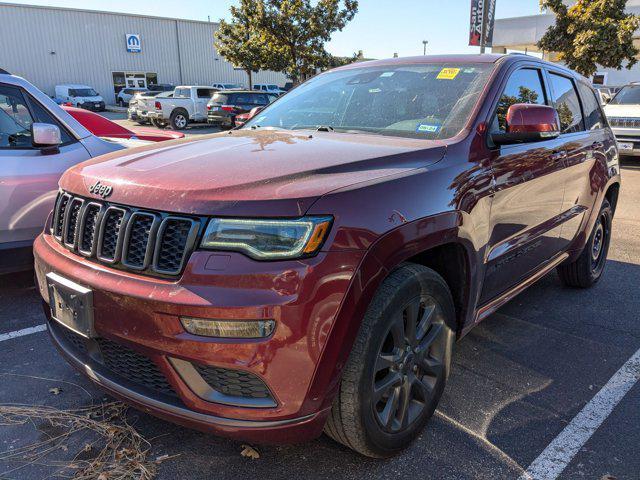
[97, 207, 128, 263]
[50, 191, 200, 277]
[122, 212, 159, 270]
[53, 193, 71, 239]
[63, 198, 83, 248]
[153, 218, 199, 275]
[78, 203, 103, 256]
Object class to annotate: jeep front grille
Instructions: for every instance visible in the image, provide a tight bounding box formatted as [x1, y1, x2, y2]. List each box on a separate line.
[608, 117, 640, 129]
[52, 192, 200, 276]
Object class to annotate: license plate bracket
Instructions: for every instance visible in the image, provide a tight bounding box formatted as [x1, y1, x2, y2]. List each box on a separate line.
[47, 272, 95, 338]
[618, 141, 634, 151]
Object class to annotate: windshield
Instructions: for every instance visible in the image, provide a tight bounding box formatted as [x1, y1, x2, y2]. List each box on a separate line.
[69, 88, 98, 97]
[609, 85, 640, 105]
[244, 63, 494, 139]
[267, 85, 279, 90]
[223, 84, 241, 89]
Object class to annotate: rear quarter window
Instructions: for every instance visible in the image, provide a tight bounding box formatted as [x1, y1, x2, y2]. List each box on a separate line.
[578, 82, 606, 130]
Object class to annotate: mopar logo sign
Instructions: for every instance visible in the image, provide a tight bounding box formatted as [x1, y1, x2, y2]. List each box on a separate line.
[126, 34, 141, 53]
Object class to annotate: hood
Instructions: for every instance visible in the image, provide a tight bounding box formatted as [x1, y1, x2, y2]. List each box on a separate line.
[603, 103, 640, 118]
[60, 129, 446, 217]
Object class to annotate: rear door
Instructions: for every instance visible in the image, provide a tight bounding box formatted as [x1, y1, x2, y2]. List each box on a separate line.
[481, 66, 569, 303]
[0, 83, 90, 247]
[553, 75, 611, 247]
[194, 88, 216, 120]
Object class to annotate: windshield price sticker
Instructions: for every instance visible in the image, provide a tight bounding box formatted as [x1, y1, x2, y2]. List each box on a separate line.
[437, 68, 461, 80]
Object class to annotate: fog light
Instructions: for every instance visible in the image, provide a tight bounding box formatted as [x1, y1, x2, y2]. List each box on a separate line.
[180, 317, 275, 339]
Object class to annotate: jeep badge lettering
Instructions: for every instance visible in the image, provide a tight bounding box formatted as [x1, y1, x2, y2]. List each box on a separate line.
[88, 181, 113, 199]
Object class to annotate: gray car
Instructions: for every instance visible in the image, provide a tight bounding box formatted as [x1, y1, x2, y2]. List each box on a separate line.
[0, 71, 125, 273]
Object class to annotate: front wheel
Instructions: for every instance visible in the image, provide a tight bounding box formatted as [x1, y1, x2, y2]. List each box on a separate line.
[557, 198, 612, 288]
[324, 263, 455, 457]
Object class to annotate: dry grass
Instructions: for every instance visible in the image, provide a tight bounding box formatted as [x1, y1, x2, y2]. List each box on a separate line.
[0, 402, 163, 479]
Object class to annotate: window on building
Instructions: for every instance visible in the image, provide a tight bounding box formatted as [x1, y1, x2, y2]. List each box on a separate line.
[578, 82, 605, 130]
[549, 73, 584, 134]
[491, 68, 547, 133]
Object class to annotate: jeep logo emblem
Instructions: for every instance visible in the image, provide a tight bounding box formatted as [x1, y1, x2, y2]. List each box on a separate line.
[88, 181, 113, 198]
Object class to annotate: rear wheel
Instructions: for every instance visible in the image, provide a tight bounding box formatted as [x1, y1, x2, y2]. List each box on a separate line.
[324, 263, 455, 457]
[151, 118, 167, 129]
[170, 110, 189, 130]
[557, 198, 612, 288]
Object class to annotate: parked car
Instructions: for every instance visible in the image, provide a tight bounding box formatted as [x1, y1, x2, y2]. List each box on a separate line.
[54, 84, 105, 111]
[127, 90, 169, 124]
[603, 83, 640, 156]
[282, 82, 294, 92]
[212, 83, 243, 90]
[0, 73, 126, 273]
[148, 86, 218, 130]
[253, 83, 286, 95]
[147, 83, 175, 92]
[62, 106, 185, 142]
[116, 88, 147, 107]
[33, 55, 620, 457]
[207, 90, 277, 128]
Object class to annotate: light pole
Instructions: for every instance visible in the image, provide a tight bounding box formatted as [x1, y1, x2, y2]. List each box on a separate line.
[422, 40, 429, 55]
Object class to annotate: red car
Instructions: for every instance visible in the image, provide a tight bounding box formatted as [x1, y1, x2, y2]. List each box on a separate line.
[34, 55, 620, 457]
[62, 106, 184, 142]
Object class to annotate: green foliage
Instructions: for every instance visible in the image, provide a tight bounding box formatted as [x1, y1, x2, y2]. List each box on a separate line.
[215, 0, 358, 84]
[538, 0, 640, 77]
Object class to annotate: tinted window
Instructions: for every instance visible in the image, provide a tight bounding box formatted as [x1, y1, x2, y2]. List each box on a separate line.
[174, 88, 190, 98]
[234, 93, 254, 104]
[0, 85, 33, 148]
[197, 88, 216, 98]
[245, 63, 494, 140]
[69, 88, 98, 97]
[549, 73, 584, 134]
[27, 94, 73, 144]
[578, 82, 605, 130]
[492, 68, 547, 133]
[210, 93, 230, 105]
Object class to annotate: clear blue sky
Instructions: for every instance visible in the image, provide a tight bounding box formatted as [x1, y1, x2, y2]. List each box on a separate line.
[7, 0, 541, 58]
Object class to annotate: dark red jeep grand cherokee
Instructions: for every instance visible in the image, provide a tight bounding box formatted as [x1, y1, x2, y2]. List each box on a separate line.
[34, 55, 620, 457]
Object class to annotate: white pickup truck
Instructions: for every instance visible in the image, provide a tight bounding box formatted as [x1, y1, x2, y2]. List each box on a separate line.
[147, 86, 217, 130]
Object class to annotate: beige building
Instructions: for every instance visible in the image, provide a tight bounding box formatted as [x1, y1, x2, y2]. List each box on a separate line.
[492, 0, 640, 86]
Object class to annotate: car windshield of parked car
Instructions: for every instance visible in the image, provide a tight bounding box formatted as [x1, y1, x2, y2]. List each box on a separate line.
[223, 84, 241, 89]
[609, 85, 640, 105]
[69, 88, 98, 97]
[244, 63, 494, 139]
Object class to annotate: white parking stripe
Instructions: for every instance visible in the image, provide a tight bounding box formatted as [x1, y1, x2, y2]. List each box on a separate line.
[0, 324, 47, 342]
[519, 347, 640, 480]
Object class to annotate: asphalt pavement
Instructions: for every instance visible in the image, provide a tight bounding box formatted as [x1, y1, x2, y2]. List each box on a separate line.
[1, 161, 639, 480]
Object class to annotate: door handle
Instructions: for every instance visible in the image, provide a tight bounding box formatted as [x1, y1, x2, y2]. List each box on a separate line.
[550, 150, 567, 161]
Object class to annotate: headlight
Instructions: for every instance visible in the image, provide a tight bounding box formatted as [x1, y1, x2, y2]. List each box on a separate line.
[200, 216, 332, 260]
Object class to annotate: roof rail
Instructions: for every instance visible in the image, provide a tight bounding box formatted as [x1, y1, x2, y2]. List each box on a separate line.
[0, 68, 10, 75]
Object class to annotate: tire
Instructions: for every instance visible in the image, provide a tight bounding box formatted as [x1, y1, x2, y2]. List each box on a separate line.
[557, 198, 612, 288]
[170, 109, 189, 130]
[325, 263, 455, 457]
[150, 118, 167, 129]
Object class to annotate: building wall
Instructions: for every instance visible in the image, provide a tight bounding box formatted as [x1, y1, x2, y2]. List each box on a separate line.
[0, 3, 287, 103]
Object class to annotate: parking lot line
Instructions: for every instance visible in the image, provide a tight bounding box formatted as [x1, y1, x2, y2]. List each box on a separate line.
[0, 324, 46, 342]
[519, 347, 640, 480]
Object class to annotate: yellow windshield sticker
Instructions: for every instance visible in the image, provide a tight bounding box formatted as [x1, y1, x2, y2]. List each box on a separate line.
[437, 68, 460, 80]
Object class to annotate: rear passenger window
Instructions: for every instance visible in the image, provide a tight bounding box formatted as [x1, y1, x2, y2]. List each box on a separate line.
[549, 73, 584, 134]
[578, 82, 605, 130]
[492, 68, 547, 133]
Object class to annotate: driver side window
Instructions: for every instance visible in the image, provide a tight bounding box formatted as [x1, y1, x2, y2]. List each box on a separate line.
[0, 84, 34, 148]
[491, 68, 548, 133]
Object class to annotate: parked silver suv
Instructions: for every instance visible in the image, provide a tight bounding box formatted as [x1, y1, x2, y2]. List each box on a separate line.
[0, 71, 124, 273]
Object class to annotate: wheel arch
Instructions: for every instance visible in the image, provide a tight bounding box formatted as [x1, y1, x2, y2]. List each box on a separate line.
[304, 211, 480, 414]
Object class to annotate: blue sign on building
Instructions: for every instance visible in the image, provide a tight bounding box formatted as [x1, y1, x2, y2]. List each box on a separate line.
[126, 34, 141, 53]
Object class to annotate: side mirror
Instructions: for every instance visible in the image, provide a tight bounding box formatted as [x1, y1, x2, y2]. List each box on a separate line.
[247, 106, 263, 120]
[491, 103, 560, 146]
[32, 123, 62, 153]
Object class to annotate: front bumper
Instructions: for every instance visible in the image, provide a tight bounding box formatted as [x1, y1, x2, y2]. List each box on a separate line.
[611, 127, 640, 156]
[79, 101, 105, 112]
[34, 232, 363, 442]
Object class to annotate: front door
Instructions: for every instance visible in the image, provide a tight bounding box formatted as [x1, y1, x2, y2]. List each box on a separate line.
[0, 83, 90, 247]
[481, 66, 568, 304]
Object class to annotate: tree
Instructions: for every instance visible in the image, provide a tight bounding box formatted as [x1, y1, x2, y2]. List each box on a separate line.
[257, 0, 358, 82]
[214, 0, 283, 89]
[538, 0, 640, 77]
